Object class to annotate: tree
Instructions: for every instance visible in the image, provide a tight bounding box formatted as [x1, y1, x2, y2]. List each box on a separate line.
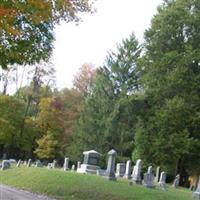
[59, 88, 84, 153]
[68, 69, 116, 162]
[0, 95, 25, 157]
[0, 0, 93, 69]
[36, 97, 64, 136]
[34, 134, 58, 160]
[0, 94, 41, 158]
[105, 33, 141, 95]
[134, 0, 200, 183]
[73, 63, 96, 97]
[69, 33, 141, 162]
[16, 61, 56, 139]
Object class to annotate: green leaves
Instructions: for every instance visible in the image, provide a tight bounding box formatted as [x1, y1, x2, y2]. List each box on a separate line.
[134, 0, 200, 178]
[69, 34, 141, 162]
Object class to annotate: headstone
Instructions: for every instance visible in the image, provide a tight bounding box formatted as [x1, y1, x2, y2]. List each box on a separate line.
[123, 160, 132, 179]
[63, 157, 69, 171]
[16, 159, 21, 167]
[172, 174, 180, 188]
[1, 160, 11, 170]
[27, 159, 32, 167]
[193, 176, 200, 198]
[77, 150, 101, 174]
[77, 161, 81, 169]
[159, 171, 167, 190]
[116, 163, 126, 177]
[71, 164, 75, 171]
[132, 159, 142, 184]
[9, 159, 16, 163]
[147, 166, 153, 174]
[106, 149, 117, 181]
[35, 160, 42, 168]
[24, 160, 27, 165]
[97, 169, 107, 176]
[143, 166, 155, 188]
[52, 160, 57, 168]
[154, 166, 160, 182]
[47, 163, 52, 169]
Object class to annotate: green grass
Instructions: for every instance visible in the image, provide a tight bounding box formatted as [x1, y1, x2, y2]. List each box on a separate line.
[0, 166, 193, 200]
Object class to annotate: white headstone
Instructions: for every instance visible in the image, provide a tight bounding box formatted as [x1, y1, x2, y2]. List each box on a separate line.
[1, 160, 11, 170]
[52, 160, 56, 168]
[71, 164, 75, 171]
[193, 176, 200, 198]
[63, 157, 69, 171]
[154, 166, 160, 182]
[159, 171, 167, 190]
[132, 159, 142, 183]
[35, 160, 42, 168]
[47, 163, 52, 169]
[27, 159, 32, 167]
[123, 160, 132, 179]
[16, 159, 21, 167]
[172, 174, 180, 188]
[147, 166, 153, 174]
[77, 161, 81, 169]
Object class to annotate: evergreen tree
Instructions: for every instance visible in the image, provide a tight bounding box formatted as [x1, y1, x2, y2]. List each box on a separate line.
[134, 0, 200, 183]
[69, 33, 141, 162]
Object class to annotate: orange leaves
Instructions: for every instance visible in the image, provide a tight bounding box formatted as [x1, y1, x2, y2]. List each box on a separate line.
[0, 7, 17, 34]
[73, 63, 96, 96]
[0, 8, 16, 16]
[0, 0, 93, 69]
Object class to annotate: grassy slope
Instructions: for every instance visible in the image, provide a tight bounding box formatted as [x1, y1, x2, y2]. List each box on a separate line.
[0, 166, 192, 200]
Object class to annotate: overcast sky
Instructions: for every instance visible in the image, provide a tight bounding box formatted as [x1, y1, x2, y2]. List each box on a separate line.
[53, 0, 163, 89]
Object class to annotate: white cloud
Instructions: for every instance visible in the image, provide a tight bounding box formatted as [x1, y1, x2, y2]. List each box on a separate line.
[53, 0, 163, 89]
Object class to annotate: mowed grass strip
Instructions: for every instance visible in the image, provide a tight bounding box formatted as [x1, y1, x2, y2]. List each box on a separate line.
[0, 166, 193, 200]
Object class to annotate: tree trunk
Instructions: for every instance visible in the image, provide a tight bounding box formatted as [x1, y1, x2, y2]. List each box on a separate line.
[19, 94, 32, 137]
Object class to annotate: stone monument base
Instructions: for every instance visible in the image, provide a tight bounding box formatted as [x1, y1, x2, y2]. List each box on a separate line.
[97, 169, 106, 176]
[77, 164, 100, 174]
[143, 183, 155, 188]
[123, 174, 132, 179]
[132, 179, 142, 184]
[106, 176, 117, 181]
[193, 192, 200, 199]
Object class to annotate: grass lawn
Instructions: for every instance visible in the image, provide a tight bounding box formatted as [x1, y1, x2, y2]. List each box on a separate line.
[0, 166, 193, 200]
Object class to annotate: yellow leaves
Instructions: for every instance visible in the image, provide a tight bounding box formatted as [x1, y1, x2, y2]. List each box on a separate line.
[34, 134, 58, 159]
[27, 0, 53, 24]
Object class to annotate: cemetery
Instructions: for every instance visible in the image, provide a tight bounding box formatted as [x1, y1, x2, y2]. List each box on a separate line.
[0, 0, 200, 199]
[0, 149, 196, 200]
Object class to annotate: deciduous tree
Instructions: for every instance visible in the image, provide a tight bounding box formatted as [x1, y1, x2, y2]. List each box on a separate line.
[0, 0, 93, 69]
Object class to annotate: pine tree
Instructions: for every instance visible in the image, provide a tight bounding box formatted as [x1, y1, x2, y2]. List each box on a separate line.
[69, 33, 141, 162]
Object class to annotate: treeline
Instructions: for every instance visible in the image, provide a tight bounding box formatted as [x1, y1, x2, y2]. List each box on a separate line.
[1, 0, 200, 186]
[0, 63, 94, 161]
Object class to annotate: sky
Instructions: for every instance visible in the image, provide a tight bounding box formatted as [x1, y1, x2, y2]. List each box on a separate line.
[52, 0, 163, 89]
